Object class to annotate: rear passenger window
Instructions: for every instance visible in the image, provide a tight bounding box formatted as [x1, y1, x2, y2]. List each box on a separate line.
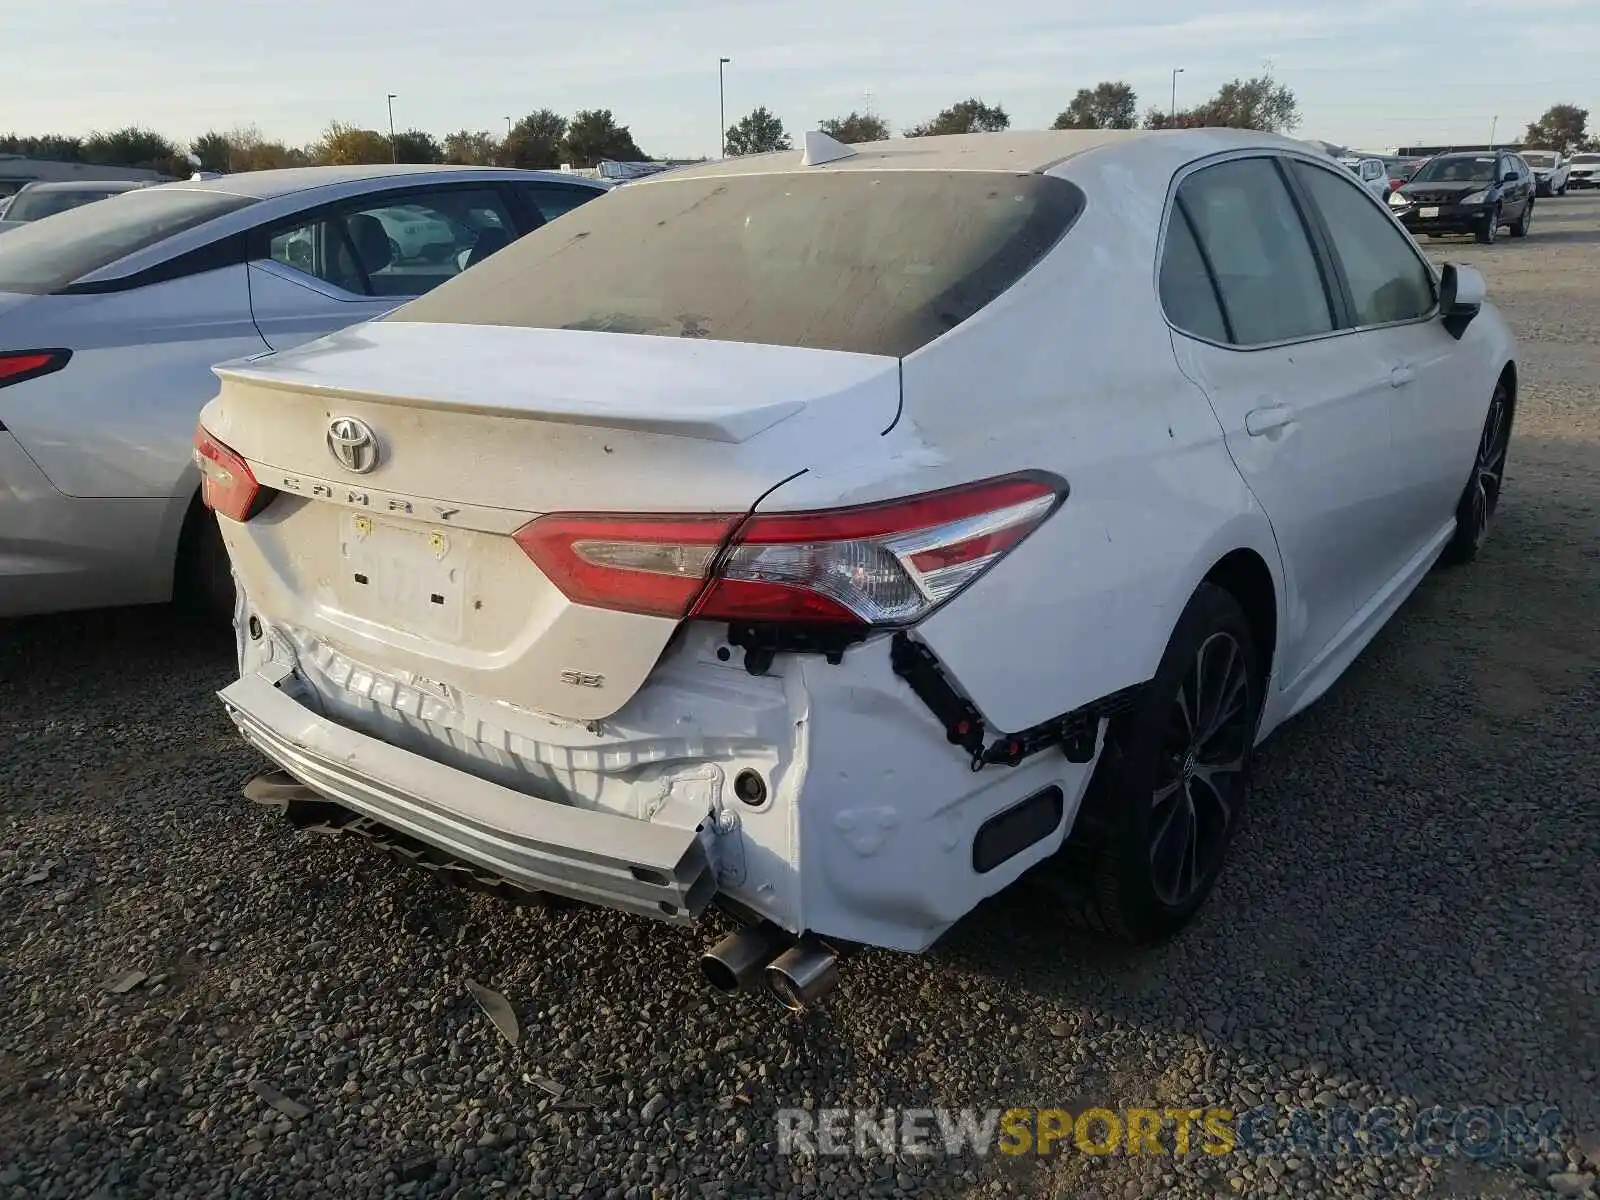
[516, 183, 603, 223]
[1159, 210, 1228, 343]
[1175, 158, 1335, 347]
[265, 187, 516, 298]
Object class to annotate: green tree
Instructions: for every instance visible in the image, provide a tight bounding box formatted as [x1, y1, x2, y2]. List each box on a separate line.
[1523, 104, 1590, 152]
[904, 98, 1009, 137]
[82, 126, 185, 174]
[312, 121, 392, 165]
[1145, 74, 1299, 133]
[392, 129, 443, 164]
[190, 131, 234, 172]
[0, 134, 84, 161]
[562, 109, 646, 167]
[725, 106, 791, 156]
[1052, 82, 1138, 130]
[500, 109, 568, 169]
[818, 111, 890, 143]
[443, 129, 500, 165]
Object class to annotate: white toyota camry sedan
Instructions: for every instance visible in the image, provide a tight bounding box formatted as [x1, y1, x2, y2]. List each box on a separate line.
[197, 129, 1517, 1008]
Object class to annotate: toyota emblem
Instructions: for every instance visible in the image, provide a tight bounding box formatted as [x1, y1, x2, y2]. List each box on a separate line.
[327, 416, 379, 474]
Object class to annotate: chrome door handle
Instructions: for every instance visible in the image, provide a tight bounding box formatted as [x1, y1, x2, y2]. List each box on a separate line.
[1244, 404, 1297, 436]
[1390, 364, 1416, 388]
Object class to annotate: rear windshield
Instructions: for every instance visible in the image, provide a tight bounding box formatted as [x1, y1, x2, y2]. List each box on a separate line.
[1520, 152, 1556, 167]
[389, 170, 1085, 357]
[1572, 154, 1600, 165]
[7, 187, 125, 221]
[0, 188, 257, 294]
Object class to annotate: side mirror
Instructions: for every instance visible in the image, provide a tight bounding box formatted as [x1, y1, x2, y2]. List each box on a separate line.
[1438, 263, 1485, 340]
[1500, 171, 1517, 184]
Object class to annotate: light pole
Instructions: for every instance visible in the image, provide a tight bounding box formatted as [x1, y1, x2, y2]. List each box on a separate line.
[1489, 114, 1499, 145]
[505, 116, 512, 138]
[386, 93, 397, 162]
[719, 57, 731, 157]
[1170, 68, 1184, 123]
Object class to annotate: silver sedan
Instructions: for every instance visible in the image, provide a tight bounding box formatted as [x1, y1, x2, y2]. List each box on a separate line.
[0, 164, 609, 620]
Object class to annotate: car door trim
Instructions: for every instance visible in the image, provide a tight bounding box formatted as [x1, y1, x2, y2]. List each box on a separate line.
[249, 257, 373, 304]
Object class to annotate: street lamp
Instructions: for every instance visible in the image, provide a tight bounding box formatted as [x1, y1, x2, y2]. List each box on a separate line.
[719, 57, 731, 157]
[386, 93, 398, 163]
[505, 116, 512, 138]
[1170, 68, 1184, 123]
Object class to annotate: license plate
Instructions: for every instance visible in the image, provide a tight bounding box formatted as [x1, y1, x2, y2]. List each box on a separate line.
[340, 513, 465, 640]
[1419, 206, 1440, 218]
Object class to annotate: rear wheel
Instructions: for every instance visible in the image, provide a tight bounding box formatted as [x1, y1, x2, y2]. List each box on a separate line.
[1050, 583, 1261, 944]
[176, 500, 236, 626]
[1441, 380, 1513, 565]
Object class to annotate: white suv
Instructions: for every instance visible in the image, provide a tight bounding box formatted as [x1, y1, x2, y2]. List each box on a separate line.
[1520, 150, 1571, 197]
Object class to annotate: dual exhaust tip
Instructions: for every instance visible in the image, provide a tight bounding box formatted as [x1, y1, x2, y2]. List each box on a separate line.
[700, 926, 839, 1010]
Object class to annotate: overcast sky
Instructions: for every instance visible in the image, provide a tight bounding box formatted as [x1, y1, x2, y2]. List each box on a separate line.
[3, 0, 1595, 158]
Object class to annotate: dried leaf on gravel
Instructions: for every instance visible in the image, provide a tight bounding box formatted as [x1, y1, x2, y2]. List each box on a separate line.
[464, 978, 520, 1047]
[524, 1074, 565, 1098]
[103, 969, 147, 995]
[248, 1080, 311, 1120]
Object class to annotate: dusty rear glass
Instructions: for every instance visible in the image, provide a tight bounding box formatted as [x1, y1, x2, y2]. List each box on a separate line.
[0, 189, 258, 294]
[389, 170, 1085, 357]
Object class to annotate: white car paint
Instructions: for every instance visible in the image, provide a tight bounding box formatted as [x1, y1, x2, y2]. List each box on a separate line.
[1519, 150, 1570, 195]
[1341, 156, 1392, 199]
[202, 129, 1516, 962]
[0, 164, 608, 618]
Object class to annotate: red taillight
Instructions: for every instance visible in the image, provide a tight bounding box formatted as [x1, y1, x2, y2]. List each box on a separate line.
[514, 473, 1066, 627]
[0, 348, 71, 389]
[514, 513, 740, 618]
[193, 423, 267, 522]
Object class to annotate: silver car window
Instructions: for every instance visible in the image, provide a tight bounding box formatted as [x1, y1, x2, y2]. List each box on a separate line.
[0, 189, 256, 294]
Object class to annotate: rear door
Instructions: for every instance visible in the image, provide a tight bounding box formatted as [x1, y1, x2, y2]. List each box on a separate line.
[246, 184, 519, 351]
[1161, 154, 1400, 690]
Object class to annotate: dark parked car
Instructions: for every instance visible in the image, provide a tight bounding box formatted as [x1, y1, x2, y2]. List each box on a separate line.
[1387, 151, 1536, 244]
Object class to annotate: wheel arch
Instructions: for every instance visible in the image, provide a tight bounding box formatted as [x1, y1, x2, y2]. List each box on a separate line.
[1202, 547, 1279, 698]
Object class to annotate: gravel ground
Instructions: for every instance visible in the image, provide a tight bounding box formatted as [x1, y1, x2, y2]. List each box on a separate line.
[2, 194, 1598, 1200]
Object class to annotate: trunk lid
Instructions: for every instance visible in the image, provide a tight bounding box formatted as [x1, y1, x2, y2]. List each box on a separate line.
[204, 321, 901, 722]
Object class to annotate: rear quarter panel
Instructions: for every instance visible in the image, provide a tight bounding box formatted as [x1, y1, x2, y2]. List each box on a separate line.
[759, 155, 1284, 734]
[0, 265, 267, 499]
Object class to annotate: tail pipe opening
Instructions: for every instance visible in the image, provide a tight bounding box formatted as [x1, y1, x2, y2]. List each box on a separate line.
[764, 938, 840, 1011]
[700, 925, 786, 994]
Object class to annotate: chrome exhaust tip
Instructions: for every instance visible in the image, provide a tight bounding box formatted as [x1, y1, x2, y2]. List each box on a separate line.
[700, 926, 785, 993]
[764, 940, 840, 1011]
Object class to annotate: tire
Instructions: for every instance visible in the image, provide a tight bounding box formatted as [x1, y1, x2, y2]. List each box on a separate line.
[1050, 583, 1262, 944]
[1441, 379, 1513, 566]
[1475, 206, 1499, 244]
[176, 500, 237, 626]
[1510, 201, 1532, 238]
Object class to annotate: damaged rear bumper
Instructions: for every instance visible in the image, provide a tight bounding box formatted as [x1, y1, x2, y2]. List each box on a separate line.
[219, 671, 718, 923]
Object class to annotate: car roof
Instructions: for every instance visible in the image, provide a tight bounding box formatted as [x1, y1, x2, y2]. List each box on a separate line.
[633, 128, 1326, 186]
[145, 163, 601, 201]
